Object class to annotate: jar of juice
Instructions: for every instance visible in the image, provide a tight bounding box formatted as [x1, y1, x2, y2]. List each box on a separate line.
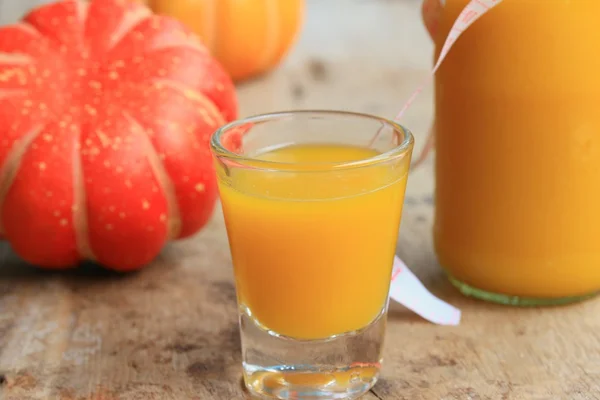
[433, 0, 600, 305]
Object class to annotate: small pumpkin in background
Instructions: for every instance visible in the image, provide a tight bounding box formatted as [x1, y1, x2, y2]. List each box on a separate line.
[146, 0, 305, 82]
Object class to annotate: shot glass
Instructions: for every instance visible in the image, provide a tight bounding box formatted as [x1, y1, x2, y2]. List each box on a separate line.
[210, 110, 414, 399]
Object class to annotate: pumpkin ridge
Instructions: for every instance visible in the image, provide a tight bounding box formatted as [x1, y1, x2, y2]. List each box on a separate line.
[0, 53, 35, 65]
[74, 0, 90, 28]
[10, 23, 43, 38]
[0, 53, 34, 99]
[144, 39, 209, 57]
[0, 124, 46, 234]
[201, 0, 218, 52]
[255, 0, 282, 74]
[108, 18, 210, 60]
[122, 111, 181, 240]
[106, 6, 152, 52]
[72, 134, 96, 261]
[151, 78, 225, 127]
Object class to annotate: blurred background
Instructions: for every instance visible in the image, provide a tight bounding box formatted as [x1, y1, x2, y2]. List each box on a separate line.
[0, 0, 435, 151]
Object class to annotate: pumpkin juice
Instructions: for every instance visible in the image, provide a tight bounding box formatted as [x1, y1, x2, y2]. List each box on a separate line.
[434, 0, 600, 299]
[217, 144, 409, 340]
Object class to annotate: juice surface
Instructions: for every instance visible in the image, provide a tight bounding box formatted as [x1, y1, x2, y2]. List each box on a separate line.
[434, 0, 600, 298]
[218, 144, 409, 340]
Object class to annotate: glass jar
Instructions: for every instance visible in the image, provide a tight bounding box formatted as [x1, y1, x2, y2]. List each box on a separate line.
[433, 0, 600, 305]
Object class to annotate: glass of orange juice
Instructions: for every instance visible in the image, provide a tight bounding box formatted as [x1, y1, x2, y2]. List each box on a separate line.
[210, 110, 413, 399]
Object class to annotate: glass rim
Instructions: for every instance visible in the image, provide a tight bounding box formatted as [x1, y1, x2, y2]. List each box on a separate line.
[210, 110, 414, 172]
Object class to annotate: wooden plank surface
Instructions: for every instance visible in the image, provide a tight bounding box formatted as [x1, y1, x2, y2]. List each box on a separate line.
[1, 0, 600, 399]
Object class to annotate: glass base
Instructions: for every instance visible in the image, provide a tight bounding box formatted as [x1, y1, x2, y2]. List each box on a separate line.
[244, 364, 378, 400]
[447, 274, 600, 307]
[240, 307, 386, 400]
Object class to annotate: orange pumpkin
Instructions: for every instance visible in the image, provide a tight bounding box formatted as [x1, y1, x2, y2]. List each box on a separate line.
[146, 0, 305, 81]
[0, 0, 237, 271]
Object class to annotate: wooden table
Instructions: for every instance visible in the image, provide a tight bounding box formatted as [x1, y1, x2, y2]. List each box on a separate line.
[1, 0, 600, 399]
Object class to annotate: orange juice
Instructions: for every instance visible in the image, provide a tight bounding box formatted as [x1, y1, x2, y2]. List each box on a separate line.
[434, 0, 600, 300]
[217, 144, 409, 339]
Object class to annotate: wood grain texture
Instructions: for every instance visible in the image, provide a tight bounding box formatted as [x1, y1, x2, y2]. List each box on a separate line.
[1, 0, 600, 399]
